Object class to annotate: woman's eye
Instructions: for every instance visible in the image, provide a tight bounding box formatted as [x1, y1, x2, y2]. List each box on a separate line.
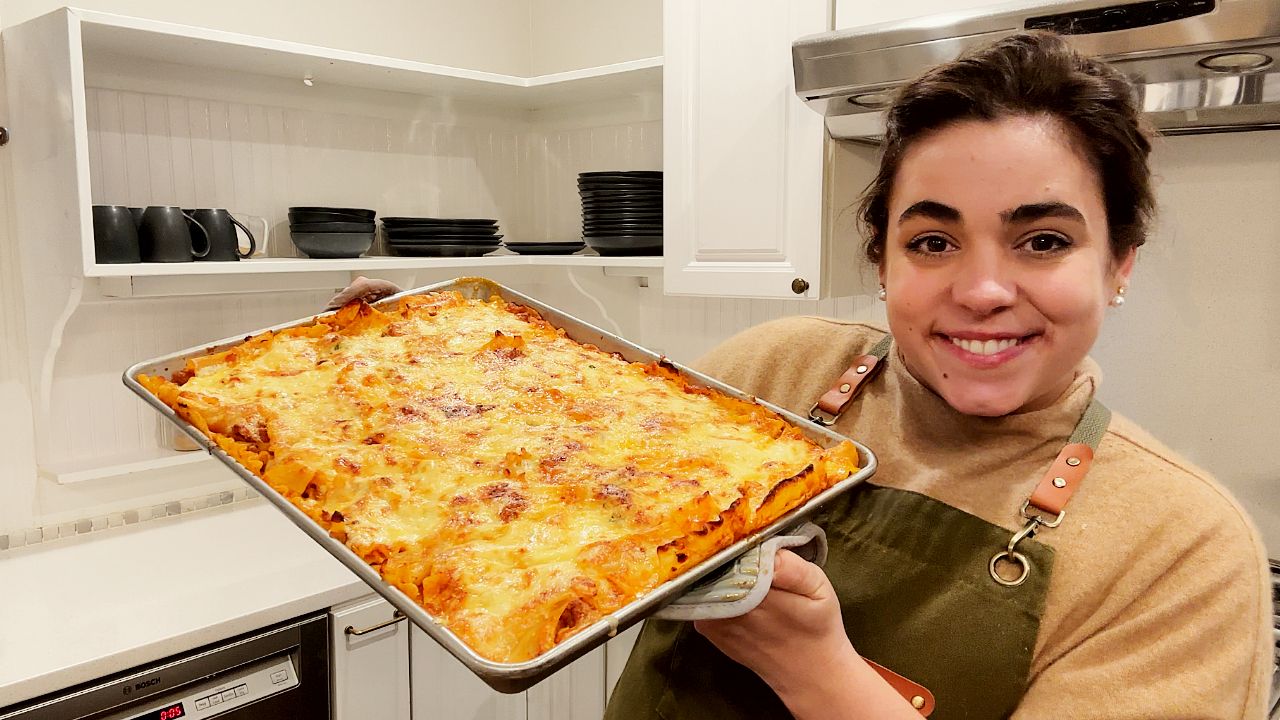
[1023, 233, 1071, 253]
[906, 234, 954, 254]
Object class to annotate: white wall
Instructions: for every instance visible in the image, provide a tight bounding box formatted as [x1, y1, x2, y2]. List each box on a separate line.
[529, 0, 662, 75]
[0, 9, 41, 533]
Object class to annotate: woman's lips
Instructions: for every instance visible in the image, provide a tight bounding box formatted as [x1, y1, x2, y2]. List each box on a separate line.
[935, 333, 1038, 368]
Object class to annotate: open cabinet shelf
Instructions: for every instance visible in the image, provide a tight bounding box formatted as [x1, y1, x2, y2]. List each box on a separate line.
[77, 9, 662, 112]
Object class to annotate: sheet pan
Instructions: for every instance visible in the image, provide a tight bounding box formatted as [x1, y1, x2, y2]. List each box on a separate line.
[123, 276, 878, 693]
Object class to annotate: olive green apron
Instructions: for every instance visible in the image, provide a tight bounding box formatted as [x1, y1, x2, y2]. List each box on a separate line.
[605, 337, 1108, 720]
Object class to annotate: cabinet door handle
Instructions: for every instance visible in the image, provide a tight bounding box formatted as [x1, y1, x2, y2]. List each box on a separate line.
[344, 610, 406, 636]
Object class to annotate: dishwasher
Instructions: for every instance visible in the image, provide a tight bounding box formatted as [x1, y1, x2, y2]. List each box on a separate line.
[0, 613, 330, 720]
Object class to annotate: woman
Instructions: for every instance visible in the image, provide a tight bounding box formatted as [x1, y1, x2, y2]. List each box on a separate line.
[602, 32, 1273, 719]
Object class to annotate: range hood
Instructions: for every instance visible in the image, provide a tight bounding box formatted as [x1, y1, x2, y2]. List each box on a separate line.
[793, 0, 1280, 142]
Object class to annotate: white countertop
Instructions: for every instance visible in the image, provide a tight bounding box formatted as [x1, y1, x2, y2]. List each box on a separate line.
[0, 499, 369, 708]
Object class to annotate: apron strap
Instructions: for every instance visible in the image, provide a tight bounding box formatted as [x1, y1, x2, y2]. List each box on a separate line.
[992, 398, 1111, 587]
[808, 334, 892, 426]
[866, 659, 936, 716]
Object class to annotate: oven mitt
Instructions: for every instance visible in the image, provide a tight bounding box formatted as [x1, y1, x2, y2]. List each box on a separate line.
[327, 276, 404, 310]
[653, 522, 827, 621]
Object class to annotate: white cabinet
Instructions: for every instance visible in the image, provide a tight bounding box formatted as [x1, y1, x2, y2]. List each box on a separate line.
[330, 596, 412, 720]
[662, 0, 830, 299]
[409, 627, 528, 720]
[329, 597, 613, 720]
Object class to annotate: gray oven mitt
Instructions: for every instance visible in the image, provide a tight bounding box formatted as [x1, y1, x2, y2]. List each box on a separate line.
[653, 522, 827, 621]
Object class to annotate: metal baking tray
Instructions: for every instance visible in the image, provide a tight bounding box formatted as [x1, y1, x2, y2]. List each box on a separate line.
[123, 276, 878, 693]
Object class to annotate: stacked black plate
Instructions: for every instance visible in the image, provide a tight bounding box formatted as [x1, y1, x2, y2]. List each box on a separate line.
[288, 207, 376, 258]
[579, 171, 662, 256]
[381, 217, 503, 257]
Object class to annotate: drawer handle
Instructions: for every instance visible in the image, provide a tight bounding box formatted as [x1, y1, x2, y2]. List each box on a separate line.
[344, 611, 406, 636]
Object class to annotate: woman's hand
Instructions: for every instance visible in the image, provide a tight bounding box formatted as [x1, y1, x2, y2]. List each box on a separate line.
[327, 276, 402, 309]
[694, 549, 855, 692]
[695, 550, 923, 719]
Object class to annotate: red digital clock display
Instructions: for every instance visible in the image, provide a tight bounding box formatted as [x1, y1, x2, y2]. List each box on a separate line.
[133, 703, 184, 720]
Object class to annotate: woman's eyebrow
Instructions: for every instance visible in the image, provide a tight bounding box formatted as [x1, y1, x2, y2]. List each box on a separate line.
[1001, 201, 1085, 224]
[897, 200, 961, 224]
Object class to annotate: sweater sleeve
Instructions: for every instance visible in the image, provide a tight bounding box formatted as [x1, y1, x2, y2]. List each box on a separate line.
[1012, 494, 1273, 719]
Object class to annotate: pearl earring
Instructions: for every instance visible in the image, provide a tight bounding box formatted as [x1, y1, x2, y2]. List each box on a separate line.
[1110, 286, 1127, 307]
[877, 285, 887, 301]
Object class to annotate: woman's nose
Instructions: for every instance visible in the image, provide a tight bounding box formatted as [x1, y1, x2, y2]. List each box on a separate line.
[951, 249, 1017, 314]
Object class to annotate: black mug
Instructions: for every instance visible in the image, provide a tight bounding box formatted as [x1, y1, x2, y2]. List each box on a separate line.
[128, 207, 144, 228]
[186, 209, 257, 261]
[139, 206, 210, 262]
[92, 205, 142, 264]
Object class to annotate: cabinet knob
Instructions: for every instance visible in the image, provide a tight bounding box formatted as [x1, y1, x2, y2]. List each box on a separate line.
[791, 278, 810, 295]
[0, 127, 8, 146]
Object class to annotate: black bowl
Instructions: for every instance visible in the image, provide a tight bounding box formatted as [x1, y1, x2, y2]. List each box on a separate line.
[289, 206, 376, 219]
[289, 221, 376, 233]
[290, 231, 374, 259]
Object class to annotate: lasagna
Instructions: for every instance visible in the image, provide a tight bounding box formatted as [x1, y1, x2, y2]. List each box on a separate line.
[137, 289, 861, 662]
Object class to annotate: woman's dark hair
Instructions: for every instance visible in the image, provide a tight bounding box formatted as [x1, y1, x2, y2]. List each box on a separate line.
[857, 31, 1154, 264]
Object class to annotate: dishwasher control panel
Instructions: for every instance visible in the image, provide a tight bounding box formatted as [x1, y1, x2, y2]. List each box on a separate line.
[113, 656, 298, 720]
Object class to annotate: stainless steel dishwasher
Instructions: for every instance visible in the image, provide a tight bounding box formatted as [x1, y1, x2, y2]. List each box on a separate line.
[0, 613, 330, 720]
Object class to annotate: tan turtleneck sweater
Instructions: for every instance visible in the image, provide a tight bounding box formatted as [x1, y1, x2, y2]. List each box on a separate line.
[693, 316, 1272, 719]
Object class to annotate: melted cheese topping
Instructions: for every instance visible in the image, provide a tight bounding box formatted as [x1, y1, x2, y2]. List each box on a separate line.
[138, 291, 861, 662]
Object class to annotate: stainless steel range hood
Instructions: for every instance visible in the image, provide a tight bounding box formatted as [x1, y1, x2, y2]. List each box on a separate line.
[793, 0, 1280, 143]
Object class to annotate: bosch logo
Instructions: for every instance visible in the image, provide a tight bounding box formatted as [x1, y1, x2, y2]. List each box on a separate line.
[124, 677, 161, 695]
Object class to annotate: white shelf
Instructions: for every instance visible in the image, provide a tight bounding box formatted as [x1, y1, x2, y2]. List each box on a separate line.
[89, 254, 663, 297]
[41, 448, 215, 484]
[87, 254, 663, 277]
[76, 9, 663, 111]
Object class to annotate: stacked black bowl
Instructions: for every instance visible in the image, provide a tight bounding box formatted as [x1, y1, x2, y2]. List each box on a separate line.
[382, 218, 503, 257]
[579, 171, 662, 256]
[288, 207, 376, 258]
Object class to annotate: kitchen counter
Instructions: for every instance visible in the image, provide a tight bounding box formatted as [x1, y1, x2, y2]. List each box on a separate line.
[0, 499, 369, 708]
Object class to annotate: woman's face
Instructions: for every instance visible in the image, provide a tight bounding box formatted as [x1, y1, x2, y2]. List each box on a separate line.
[881, 115, 1134, 416]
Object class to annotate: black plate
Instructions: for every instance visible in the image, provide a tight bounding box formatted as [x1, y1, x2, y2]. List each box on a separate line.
[581, 199, 663, 209]
[505, 243, 587, 255]
[381, 217, 498, 226]
[386, 235, 503, 245]
[577, 180, 662, 190]
[580, 189, 663, 199]
[581, 210, 663, 220]
[578, 170, 662, 179]
[583, 227, 663, 236]
[290, 221, 376, 233]
[583, 234, 664, 249]
[590, 245, 662, 256]
[384, 226, 499, 237]
[388, 243, 499, 257]
[289, 206, 376, 218]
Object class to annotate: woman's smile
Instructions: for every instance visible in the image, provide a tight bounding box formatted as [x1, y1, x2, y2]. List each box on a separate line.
[933, 331, 1040, 368]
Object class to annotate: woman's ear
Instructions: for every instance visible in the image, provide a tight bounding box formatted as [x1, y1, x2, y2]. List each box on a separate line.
[1113, 246, 1137, 288]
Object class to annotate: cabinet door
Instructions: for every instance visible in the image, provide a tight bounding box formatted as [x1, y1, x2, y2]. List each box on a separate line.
[409, 627, 527, 720]
[330, 595, 412, 720]
[663, 0, 830, 299]
[526, 646, 606, 720]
